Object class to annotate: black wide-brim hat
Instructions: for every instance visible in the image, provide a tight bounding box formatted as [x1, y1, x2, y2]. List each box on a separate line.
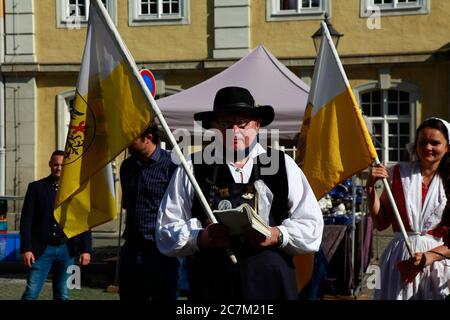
[194, 86, 275, 129]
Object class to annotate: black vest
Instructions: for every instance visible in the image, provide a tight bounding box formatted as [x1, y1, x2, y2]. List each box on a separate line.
[191, 148, 289, 228]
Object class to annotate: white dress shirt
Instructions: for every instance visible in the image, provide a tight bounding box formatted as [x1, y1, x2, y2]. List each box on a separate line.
[156, 143, 324, 257]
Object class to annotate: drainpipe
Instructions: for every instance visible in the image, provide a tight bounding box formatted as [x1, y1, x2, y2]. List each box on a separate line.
[0, 75, 4, 196]
[0, 0, 5, 196]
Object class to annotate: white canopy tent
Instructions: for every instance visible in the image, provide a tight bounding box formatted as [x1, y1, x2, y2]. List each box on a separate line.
[156, 45, 310, 141]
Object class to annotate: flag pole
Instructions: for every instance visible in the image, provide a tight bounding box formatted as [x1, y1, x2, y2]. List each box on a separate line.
[374, 158, 414, 258]
[321, 20, 414, 259]
[92, 0, 237, 264]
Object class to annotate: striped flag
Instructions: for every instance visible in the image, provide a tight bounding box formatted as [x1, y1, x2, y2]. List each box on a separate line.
[54, 0, 153, 237]
[296, 21, 377, 199]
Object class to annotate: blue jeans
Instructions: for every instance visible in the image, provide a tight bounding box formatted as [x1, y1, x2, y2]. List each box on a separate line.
[22, 244, 74, 300]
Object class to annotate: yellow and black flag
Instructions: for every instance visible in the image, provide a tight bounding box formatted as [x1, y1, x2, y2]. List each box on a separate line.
[54, 0, 153, 237]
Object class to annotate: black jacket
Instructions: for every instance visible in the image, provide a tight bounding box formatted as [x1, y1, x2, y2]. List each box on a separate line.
[20, 175, 92, 259]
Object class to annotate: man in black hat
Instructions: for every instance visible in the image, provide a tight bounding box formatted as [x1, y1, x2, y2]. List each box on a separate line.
[156, 86, 323, 300]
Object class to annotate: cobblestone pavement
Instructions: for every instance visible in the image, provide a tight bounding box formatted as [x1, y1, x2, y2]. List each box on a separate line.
[0, 244, 120, 300]
[0, 274, 119, 300]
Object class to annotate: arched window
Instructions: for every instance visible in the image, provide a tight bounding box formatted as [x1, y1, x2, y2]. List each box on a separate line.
[355, 81, 418, 164]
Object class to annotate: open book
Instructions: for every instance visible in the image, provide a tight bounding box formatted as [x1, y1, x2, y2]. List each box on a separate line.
[213, 203, 272, 238]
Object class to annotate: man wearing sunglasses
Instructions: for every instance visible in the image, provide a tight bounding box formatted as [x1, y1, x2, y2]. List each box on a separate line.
[156, 86, 323, 300]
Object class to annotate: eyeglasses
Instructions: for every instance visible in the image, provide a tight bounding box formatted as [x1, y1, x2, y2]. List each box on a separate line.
[213, 119, 253, 130]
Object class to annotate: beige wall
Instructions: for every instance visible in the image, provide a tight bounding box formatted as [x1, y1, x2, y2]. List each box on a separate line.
[164, 68, 219, 90]
[117, 0, 210, 62]
[35, 1, 86, 63]
[347, 66, 379, 88]
[392, 64, 449, 120]
[35, 75, 77, 178]
[35, 0, 210, 64]
[252, 0, 450, 57]
[333, 0, 450, 55]
[35, 0, 450, 63]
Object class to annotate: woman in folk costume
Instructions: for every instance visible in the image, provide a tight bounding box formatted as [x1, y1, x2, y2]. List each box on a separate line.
[366, 117, 450, 300]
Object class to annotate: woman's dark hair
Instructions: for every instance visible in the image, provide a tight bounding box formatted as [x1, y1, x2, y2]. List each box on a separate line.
[140, 122, 160, 144]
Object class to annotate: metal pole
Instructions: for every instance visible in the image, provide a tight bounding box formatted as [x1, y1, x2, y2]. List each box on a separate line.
[113, 204, 123, 286]
[351, 175, 357, 296]
[0, 75, 5, 196]
[11, 87, 18, 215]
[112, 158, 123, 286]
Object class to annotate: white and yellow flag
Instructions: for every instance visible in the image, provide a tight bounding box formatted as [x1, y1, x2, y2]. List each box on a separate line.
[54, 0, 153, 237]
[297, 22, 377, 200]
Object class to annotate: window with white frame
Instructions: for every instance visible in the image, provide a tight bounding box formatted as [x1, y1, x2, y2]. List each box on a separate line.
[57, 0, 117, 28]
[67, 0, 88, 21]
[360, 89, 413, 163]
[361, 0, 429, 17]
[140, 0, 179, 16]
[267, 0, 330, 21]
[279, 0, 321, 11]
[129, 0, 190, 26]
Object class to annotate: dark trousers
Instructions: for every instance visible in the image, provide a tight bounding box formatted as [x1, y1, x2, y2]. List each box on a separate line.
[118, 240, 179, 301]
[189, 247, 298, 300]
